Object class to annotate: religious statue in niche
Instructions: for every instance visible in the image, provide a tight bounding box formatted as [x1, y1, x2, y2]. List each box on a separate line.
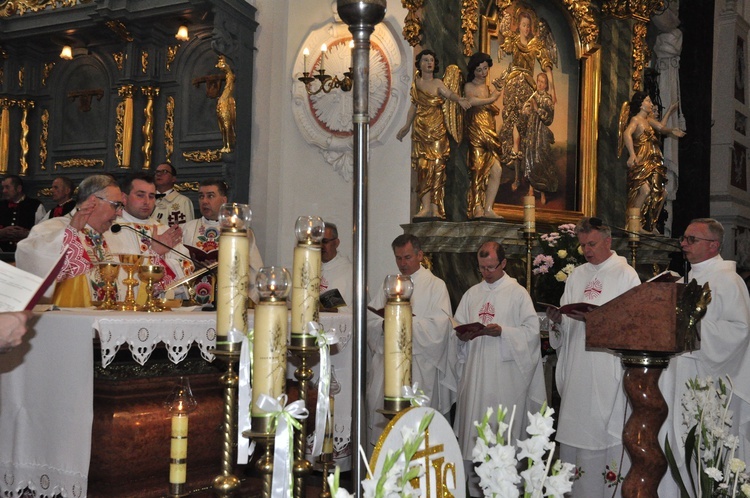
[396, 49, 469, 220]
[496, 6, 558, 197]
[521, 72, 557, 205]
[216, 55, 236, 153]
[618, 91, 685, 234]
[463, 52, 504, 219]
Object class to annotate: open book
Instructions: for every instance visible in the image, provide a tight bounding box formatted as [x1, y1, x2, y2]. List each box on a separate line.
[320, 288, 346, 309]
[453, 322, 485, 335]
[0, 253, 66, 311]
[537, 302, 599, 316]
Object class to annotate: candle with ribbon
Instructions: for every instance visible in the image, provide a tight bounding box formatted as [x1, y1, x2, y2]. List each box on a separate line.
[627, 207, 641, 241]
[251, 266, 291, 434]
[165, 377, 197, 497]
[216, 203, 252, 353]
[290, 216, 325, 348]
[306, 322, 339, 457]
[523, 195, 536, 233]
[382, 274, 414, 413]
[255, 394, 309, 498]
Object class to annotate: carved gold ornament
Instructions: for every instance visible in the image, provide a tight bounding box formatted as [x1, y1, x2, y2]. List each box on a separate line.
[113, 52, 125, 72]
[18, 66, 24, 88]
[54, 158, 104, 169]
[182, 149, 223, 163]
[40, 109, 49, 170]
[461, 0, 479, 56]
[42, 62, 55, 86]
[560, 0, 599, 46]
[0, 0, 90, 17]
[164, 96, 175, 162]
[401, 0, 423, 47]
[17, 99, 33, 175]
[174, 181, 199, 192]
[105, 20, 133, 42]
[602, 0, 665, 22]
[37, 187, 53, 197]
[0, 98, 9, 174]
[632, 21, 649, 91]
[141, 50, 149, 74]
[167, 45, 178, 72]
[116, 85, 135, 168]
[141, 86, 159, 170]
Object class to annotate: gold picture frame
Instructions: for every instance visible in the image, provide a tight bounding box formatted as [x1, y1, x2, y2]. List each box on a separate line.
[481, 0, 600, 226]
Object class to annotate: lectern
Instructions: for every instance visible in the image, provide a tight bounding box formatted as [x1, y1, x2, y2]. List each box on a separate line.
[586, 280, 710, 498]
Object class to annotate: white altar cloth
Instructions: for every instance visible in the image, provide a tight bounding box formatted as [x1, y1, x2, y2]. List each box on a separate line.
[0, 308, 352, 498]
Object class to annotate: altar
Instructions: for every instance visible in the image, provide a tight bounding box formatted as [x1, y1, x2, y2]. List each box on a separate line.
[0, 308, 353, 497]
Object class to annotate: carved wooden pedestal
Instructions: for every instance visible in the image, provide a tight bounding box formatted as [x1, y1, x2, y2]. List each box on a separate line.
[620, 355, 670, 498]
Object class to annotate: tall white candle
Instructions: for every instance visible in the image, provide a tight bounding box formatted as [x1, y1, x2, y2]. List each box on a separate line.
[523, 195, 536, 233]
[303, 47, 309, 74]
[383, 301, 412, 401]
[216, 231, 249, 350]
[320, 44, 327, 71]
[169, 413, 188, 485]
[251, 300, 288, 417]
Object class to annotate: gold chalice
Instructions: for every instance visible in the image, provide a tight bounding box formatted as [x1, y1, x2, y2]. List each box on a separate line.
[138, 264, 166, 312]
[117, 254, 143, 311]
[96, 262, 121, 310]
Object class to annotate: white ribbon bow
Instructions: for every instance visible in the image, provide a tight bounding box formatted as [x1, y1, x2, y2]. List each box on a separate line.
[402, 382, 430, 407]
[237, 330, 255, 464]
[306, 321, 339, 457]
[256, 394, 309, 498]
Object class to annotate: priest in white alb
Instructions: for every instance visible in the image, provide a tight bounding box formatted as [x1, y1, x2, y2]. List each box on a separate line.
[366, 234, 453, 452]
[320, 222, 353, 307]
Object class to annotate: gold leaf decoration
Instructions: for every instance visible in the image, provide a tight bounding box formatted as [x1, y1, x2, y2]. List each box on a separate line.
[461, 0, 479, 57]
[54, 158, 104, 169]
[401, 0, 423, 47]
[182, 149, 223, 163]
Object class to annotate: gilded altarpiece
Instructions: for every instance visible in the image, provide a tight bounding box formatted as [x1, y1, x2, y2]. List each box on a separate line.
[0, 0, 257, 213]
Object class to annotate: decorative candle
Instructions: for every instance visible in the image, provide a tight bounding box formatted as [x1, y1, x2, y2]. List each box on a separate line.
[320, 44, 327, 71]
[216, 203, 252, 354]
[165, 377, 197, 497]
[523, 195, 536, 233]
[627, 207, 641, 241]
[382, 274, 414, 413]
[290, 216, 324, 348]
[251, 266, 291, 432]
[303, 47, 309, 74]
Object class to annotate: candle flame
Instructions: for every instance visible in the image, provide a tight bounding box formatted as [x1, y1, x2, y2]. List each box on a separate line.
[321, 43, 327, 53]
[303, 47, 309, 56]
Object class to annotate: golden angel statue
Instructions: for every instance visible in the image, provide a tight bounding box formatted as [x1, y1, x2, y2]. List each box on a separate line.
[496, 5, 558, 193]
[618, 92, 685, 234]
[397, 49, 470, 219]
[216, 56, 236, 153]
[463, 52, 504, 219]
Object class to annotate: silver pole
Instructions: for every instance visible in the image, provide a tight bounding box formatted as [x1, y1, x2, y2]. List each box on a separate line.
[336, 1, 386, 495]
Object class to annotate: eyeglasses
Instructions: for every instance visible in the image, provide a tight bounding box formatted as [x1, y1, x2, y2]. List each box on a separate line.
[95, 196, 124, 210]
[679, 235, 718, 245]
[478, 262, 501, 273]
[154, 170, 173, 175]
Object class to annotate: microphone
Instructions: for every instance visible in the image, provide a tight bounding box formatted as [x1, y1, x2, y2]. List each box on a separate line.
[110, 223, 210, 270]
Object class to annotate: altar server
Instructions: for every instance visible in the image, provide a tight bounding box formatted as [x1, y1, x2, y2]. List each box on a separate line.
[366, 234, 453, 452]
[16, 175, 124, 306]
[451, 240, 545, 497]
[547, 217, 640, 497]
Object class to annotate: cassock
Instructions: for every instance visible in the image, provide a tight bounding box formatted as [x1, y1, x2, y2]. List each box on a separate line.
[153, 189, 195, 226]
[104, 212, 191, 299]
[366, 266, 453, 451]
[321, 253, 353, 307]
[40, 199, 75, 221]
[182, 216, 263, 303]
[549, 251, 639, 497]
[0, 196, 46, 252]
[658, 255, 750, 497]
[16, 211, 114, 307]
[451, 274, 545, 456]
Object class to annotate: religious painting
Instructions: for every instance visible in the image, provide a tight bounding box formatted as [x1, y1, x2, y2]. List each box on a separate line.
[736, 111, 747, 136]
[732, 141, 747, 191]
[737, 36, 746, 104]
[480, 0, 598, 224]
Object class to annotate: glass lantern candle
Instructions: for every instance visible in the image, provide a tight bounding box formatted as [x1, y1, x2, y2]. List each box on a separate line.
[251, 266, 291, 433]
[165, 377, 198, 497]
[216, 203, 252, 353]
[382, 274, 414, 413]
[290, 215, 325, 348]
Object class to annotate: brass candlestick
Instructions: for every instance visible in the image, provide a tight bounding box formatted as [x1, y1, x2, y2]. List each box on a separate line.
[212, 351, 241, 498]
[117, 253, 143, 310]
[243, 425, 275, 498]
[288, 344, 315, 498]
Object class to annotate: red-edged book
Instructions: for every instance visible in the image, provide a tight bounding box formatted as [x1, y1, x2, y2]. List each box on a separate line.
[454, 322, 485, 335]
[0, 252, 66, 311]
[538, 302, 599, 316]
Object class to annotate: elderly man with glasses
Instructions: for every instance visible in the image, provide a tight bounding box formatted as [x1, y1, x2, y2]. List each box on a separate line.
[16, 175, 125, 307]
[658, 218, 750, 496]
[451, 240, 545, 497]
[152, 162, 195, 226]
[546, 217, 640, 498]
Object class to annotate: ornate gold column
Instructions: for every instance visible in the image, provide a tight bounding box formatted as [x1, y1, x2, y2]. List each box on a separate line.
[164, 96, 175, 163]
[116, 85, 135, 168]
[17, 99, 34, 176]
[0, 98, 11, 174]
[141, 86, 159, 170]
[39, 109, 49, 171]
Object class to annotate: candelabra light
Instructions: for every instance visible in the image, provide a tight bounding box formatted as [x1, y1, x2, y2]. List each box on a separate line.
[165, 377, 198, 497]
[298, 44, 353, 95]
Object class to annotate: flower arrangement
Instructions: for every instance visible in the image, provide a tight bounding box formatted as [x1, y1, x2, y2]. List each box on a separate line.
[532, 224, 586, 306]
[665, 376, 750, 498]
[472, 403, 576, 498]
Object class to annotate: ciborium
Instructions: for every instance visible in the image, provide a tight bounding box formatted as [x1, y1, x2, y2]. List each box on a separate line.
[96, 262, 120, 310]
[117, 253, 143, 311]
[138, 264, 165, 312]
